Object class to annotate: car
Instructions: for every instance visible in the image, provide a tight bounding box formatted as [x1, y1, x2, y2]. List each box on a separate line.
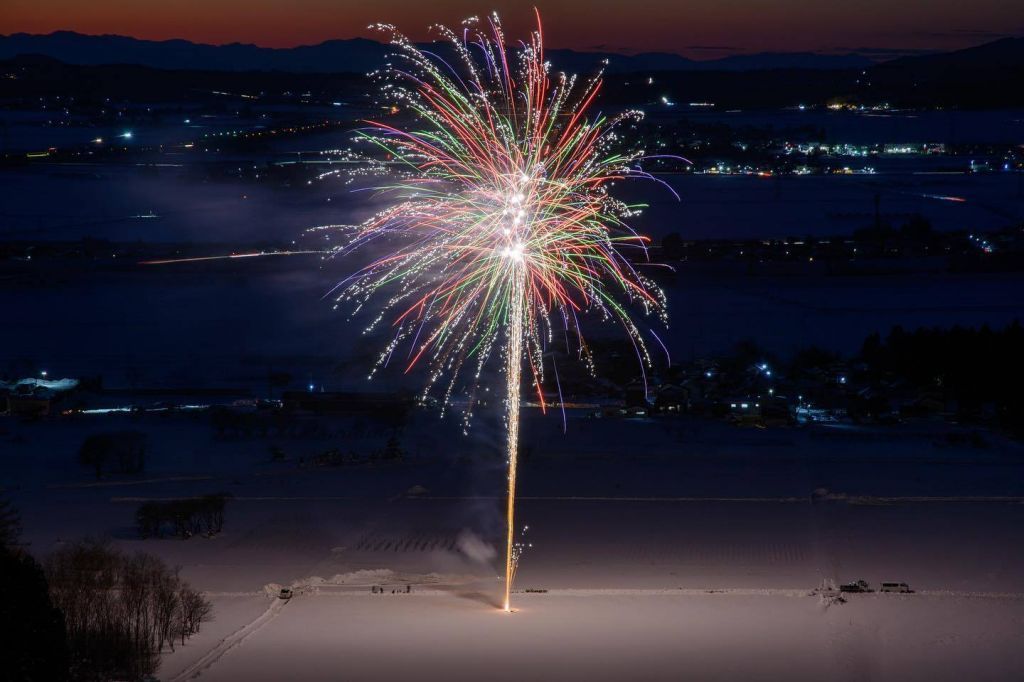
[839, 580, 873, 593]
[278, 588, 293, 600]
[879, 582, 913, 593]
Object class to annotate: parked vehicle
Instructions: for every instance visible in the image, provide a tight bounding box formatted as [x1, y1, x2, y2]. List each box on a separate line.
[839, 580, 872, 593]
[879, 582, 913, 593]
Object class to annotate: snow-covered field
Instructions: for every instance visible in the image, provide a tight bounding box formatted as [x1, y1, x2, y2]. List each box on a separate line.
[167, 592, 1024, 682]
[3, 411, 1023, 681]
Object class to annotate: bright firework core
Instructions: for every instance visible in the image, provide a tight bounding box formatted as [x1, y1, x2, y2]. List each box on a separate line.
[498, 175, 532, 261]
[328, 10, 671, 611]
[500, 243, 525, 261]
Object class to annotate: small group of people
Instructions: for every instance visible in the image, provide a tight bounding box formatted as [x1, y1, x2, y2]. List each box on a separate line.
[370, 584, 412, 594]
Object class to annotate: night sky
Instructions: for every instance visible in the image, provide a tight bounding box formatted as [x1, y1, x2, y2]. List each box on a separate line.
[1, 0, 1021, 58]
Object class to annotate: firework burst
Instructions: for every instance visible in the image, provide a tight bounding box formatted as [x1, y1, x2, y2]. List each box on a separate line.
[326, 10, 672, 611]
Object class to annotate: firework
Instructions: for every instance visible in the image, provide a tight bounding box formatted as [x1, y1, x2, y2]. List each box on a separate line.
[328, 10, 671, 611]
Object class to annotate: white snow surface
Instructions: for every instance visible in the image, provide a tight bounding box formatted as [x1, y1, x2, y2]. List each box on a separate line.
[2, 412, 1023, 680]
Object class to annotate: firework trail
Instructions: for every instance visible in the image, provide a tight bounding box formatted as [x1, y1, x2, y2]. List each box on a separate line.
[327, 10, 671, 611]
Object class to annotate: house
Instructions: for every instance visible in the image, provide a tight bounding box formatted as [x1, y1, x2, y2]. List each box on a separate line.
[654, 383, 690, 413]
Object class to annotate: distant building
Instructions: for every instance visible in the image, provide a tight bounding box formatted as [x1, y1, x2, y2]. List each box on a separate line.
[1, 377, 79, 417]
[6, 391, 53, 417]
[623, 379, 650, 408]
[654, 383, 690, 413]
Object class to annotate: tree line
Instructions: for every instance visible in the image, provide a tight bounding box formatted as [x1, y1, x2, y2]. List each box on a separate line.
[136, 493, 230, 539]
[861, 321, 1024, 433]
[45, 539, 212, 680]
[2, 495, 212, 681]
[1, 496, 69, 680]
[78, 430, 146, 478]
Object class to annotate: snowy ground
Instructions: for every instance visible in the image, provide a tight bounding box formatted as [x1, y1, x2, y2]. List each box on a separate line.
[3, 411, 1023, 681]
[168, 592, 1024, 682]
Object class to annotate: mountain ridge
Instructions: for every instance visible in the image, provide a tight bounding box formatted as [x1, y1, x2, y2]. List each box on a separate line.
[0, 30, 880, 73]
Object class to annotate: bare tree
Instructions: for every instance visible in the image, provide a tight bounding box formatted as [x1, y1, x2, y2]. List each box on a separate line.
[135, 494, 231, 539]
[79, 431, 146, 479]
[45, 540, 211, 680]
[178, 587, 212, 645]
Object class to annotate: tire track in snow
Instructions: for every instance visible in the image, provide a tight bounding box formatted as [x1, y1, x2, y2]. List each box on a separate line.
[167, 596, 287, 681]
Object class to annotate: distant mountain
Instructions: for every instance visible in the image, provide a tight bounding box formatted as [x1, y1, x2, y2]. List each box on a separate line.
[543, 48, 698, 74]
[3, 38, 1023, 109]
[0, 30, 875, 74]
[548, 49, 874, 73]
[874, 36, 1024, 74]
[707, 52, 873, 71]
[862, 37, 1024, 107]
[0, 31, 391, 73]
[593, 35, 1024, 109]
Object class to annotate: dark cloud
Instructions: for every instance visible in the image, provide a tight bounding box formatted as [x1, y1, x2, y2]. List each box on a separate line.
[684, 45, 740, 52]
[834, 46, 940, 58]
[585, 43, 631, 52]
[911, 29, 1011, 39]
[586, 43, 740, 56]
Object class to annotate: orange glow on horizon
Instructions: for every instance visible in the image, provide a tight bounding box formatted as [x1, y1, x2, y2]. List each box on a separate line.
[0, 0, 1017, 58]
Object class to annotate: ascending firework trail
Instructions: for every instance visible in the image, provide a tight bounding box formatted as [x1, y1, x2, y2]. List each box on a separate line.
[325, 10, 675, 611]
[503, 265, 525, 611]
